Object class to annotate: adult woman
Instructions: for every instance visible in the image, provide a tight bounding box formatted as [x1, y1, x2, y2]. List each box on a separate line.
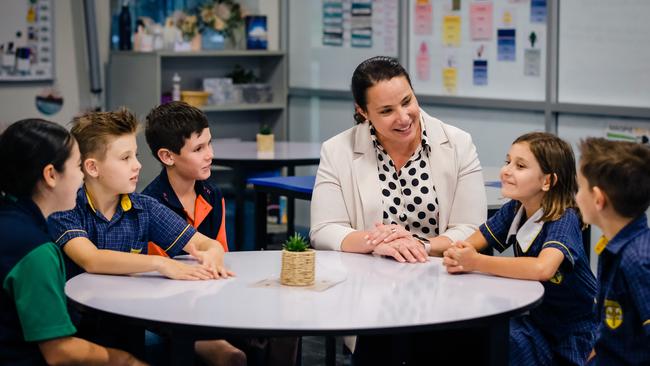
[310, 56, 487, 262]
[0, 119, 144, 365]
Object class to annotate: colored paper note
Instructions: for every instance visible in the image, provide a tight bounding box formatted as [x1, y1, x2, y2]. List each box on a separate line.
[442, 67, 457, 94]
[351, 0, 373, 48]
[470, 2, 493, 40]
[473, 59, 488, 85]
[414, 0, 433, 35]
[442, 15, 461, 47]
[416, 42, 431, 81]
[497, 28, 516, 61]
[524, 49, 541, 76]
[530, 0, 547, 23]
[323, 0, 344, 46]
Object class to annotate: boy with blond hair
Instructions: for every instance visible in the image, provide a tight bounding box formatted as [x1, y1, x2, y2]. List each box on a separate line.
[48, 108, 238, 365]
[575, 138, 650, 365]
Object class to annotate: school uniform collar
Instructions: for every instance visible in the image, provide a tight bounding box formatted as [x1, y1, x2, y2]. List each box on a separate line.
[1, 194, 48, 230]
[81, 185, 141, 214]
[154, 168, 212, 210]
[507, 205, 545, 253]
[594, 213, 648, 256]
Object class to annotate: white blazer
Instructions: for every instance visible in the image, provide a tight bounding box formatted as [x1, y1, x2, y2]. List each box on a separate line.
[310, 109, 487, 250]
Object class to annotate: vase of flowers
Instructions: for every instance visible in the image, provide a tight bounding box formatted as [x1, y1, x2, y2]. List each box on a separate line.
[280, 233, 315, 286]
[198, 0, 245, 50]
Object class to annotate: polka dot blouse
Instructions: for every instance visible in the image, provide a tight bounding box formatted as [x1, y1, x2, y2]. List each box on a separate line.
[370, 121, 440, 241]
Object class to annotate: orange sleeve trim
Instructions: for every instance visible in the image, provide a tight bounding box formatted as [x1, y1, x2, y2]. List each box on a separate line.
[216, 198, 228, 252]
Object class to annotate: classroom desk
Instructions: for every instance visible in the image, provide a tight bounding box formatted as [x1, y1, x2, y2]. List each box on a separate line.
[211, 140, 321, 250]
[65, 251, 544, 366]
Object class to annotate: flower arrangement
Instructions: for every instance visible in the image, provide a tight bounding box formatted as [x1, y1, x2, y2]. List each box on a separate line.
[172, 11, 199, 41]
[198, 0, 245, 43]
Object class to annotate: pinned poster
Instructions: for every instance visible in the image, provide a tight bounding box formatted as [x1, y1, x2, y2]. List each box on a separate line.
[470, 2, 493, 40]
[351, 0, 373, 48]
[497, 28, 516, 61]
[414, 0, 433, 35]
[416, 42, 431, 81]
[322, 0, 344, 46]
[473, 45, 488, 86]
[524, 31, 541, 76]
[500, 8, 516, 27]
[530, 0, 547, 23]
[442, 15, 461, 47]
[442, 56, 457, 94]
[606, 124, 650, 145]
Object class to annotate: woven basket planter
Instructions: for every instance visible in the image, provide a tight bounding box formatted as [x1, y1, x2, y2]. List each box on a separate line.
[280, 249, 315, 286]
[256, 133, 274, 152]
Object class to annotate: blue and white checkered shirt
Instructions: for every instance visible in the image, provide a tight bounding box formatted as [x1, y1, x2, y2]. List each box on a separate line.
[48, 187, 196, 278]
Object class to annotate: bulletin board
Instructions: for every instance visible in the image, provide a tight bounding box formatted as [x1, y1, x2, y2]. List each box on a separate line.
[0, 0, 54, 82]
[558, 0, 650, 108]
[289, 0, 399, 91]
[407, 0, 547, 101]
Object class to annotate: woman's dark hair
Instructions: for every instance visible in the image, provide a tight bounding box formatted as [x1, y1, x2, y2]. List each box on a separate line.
[351, 56, 413, 124]
[0, 118, 74, 198]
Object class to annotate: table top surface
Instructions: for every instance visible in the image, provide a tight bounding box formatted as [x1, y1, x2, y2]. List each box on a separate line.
[66, 251, 543, 336]
[211, 141, 322, 162]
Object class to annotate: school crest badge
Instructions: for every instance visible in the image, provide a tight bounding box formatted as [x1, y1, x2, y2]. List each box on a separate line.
[604, 299, 623, 330]
[549, 270, 563, 284]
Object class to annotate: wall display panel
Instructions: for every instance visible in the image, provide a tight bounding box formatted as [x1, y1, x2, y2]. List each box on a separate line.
[289, 0, 399, 91]
[408, 0, 546, 100]
[559, 0, 650, 108]
[0, 0, 54, 82]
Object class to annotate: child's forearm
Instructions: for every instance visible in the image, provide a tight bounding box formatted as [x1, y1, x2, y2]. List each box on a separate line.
[83, 249, 162, 275]
[473, 254, 557, 281]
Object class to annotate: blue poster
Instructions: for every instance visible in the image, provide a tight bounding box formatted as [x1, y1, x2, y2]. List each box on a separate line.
[473, 60, 488, 85]
[530, 0, 547, 23]
[497, 29, 516, 61]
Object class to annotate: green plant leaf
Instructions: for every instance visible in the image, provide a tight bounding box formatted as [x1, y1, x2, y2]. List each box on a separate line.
[283, 232, 310, 252]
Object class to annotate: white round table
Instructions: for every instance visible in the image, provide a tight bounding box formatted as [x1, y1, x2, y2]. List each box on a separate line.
[66, 251, 543, 365]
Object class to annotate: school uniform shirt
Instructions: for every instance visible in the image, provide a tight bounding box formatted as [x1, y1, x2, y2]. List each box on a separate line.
[480, 200, 597, 366]
[48, 186, 196, 278]
[0, 196, 76, 365]
[369, 122, 440, 240]
[142, 169, 228, 254]
[590, 214, 650, 366]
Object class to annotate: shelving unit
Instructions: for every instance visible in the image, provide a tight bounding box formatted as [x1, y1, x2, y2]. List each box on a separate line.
[106, 50, 287, 189]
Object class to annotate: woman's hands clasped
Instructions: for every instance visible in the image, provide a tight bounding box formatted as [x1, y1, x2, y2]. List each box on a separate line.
[364, 223, 428, 263]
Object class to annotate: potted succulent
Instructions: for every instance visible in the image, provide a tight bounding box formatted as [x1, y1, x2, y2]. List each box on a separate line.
[256, 123, 274, 153]
[280, 233, 315, 286]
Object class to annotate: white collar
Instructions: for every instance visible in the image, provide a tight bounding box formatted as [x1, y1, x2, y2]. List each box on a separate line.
[506, 205, 545, 253]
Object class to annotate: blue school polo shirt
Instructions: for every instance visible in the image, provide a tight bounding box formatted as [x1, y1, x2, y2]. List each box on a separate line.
[142, 169, 228, 252]
[48, 187, 196, 278]
[480, 200, 597, 365]
[590, 214, 650, 366]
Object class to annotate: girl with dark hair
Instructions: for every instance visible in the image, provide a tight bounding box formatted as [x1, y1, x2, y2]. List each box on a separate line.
[444, 132, 597, 365]
[0, 119, 144, 365]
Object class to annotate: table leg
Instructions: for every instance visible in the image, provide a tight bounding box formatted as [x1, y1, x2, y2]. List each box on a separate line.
[487, 319, 509, 366]
[232, 166, 246, 251]
[286, 166, 296, 236]
[325, 336, 336, 366]
[255, 190, 268, 250]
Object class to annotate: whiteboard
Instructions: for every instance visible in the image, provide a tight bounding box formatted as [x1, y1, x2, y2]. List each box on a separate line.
[407, 0, 546, 100]
[289, 0, 399, 91]
[558, 0, 650, 108]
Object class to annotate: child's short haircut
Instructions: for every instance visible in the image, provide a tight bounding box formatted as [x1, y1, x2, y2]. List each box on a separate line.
[71, 107, 139, 160]
[144, 101, 209, 163]
[514, 132, 578, 222]
[579, 138, 650, 218]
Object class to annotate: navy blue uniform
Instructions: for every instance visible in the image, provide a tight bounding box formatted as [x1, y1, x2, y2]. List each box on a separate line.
[480, 200, 597, 365]
[589, 214, 650, 365]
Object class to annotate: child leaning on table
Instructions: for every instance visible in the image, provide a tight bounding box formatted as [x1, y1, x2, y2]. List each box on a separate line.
[142, 101, 299, 366]
[0, 119, 145, 365]
[47, 108, 238, 366]
[443, 132, 597, 366]
[575, 138, 650, 365]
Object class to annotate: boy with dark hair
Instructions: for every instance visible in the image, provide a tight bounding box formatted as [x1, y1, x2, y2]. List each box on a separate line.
[575, 138, 650, 365]
[48, 107, 238, 366]
[143, 102, 298, 366]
